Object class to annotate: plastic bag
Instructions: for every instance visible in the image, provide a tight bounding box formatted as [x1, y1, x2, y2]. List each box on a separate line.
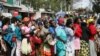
[21, 38, 32, 55]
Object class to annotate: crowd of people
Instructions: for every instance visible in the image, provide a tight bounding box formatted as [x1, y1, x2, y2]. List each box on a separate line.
[0, 13, 100, 56]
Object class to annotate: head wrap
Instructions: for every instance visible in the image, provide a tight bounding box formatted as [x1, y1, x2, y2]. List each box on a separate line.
[58, 18, 64, 25]
[87, 18, 94, 24]
[23, 17, 30, 22]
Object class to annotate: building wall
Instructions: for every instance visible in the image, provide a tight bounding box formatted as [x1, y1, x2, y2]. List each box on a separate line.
[7, 0, 21, 6]
[13, 0, 21, 6]
[7, 0, 13, 5]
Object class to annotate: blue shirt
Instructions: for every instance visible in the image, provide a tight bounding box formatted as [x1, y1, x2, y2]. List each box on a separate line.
[55, 26, 67, 42]
[49, 27, 57, 38]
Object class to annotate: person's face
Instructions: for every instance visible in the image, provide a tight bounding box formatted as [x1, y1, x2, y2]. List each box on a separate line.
[32, 21, 35, 25]
[52, 21, 56, 27]
[44, 22, 49, 28]
[70, 23, 73, 28]
[15, 22, 17, 26]
[38, 25, 43, 29]
[78, 19, 81, 23]
[97, 27, 100, 35]
[97, 28, 100, 32]
[24, 21, 29, 26]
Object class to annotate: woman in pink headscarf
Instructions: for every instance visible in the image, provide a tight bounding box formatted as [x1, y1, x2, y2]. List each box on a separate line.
[21, 17, 31, 38]
[21, 17, 32, 56]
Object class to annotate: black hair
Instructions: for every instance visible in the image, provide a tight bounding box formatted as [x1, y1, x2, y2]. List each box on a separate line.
[81, 22, 87, 27]
[49, 20, 55, 27]
[44, 20, 49, 28]
[74, 17, 79, 23]
[49, 20, 53, 25]
[0, 16, 4, 21]
[30, 30, 34, 36]
[66, 19, 73, 27]
[97, 18, 100, 24]
[64, 14, 69, 18]
[94, 16, 97, 20]
[11, 17, 18, 23]
[2, 17, 10, 27]
[74, 17, 82, 23]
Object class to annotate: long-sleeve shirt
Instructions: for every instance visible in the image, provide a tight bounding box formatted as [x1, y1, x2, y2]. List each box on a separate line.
[88, 24, 97, 41]
[74, 23, 82, 38]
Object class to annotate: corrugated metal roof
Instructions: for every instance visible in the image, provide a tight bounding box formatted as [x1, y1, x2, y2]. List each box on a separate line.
[0, 2, 21, 8]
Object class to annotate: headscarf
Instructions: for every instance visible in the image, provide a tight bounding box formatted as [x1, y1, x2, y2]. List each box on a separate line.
[87, 18, 94, 24]
[58, 18, 64, 25]
[23, 17, 30, 22]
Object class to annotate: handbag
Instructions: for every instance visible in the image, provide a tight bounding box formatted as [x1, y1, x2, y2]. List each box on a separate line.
[21, 38, 32, 55]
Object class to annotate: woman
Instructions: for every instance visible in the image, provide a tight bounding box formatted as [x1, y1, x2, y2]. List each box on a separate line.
[48, 20, 57, 56]
[2, 17, 11, 56]
[65, 19, 75, 56]
[79, 20, 90, 56]
[36, 21, 51, 56]
[21, 17, 32, 56]
[73, 17, 82, 56]
[95, 25, 100, 56]
[88, 19, 97, 56]
[55, 18, 67, 56]
[10, 17, 22, 56]
[41, 21, 51, 56]
[29, 29, 42, 56]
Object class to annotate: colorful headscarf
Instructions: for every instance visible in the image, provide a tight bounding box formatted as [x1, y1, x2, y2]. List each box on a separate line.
[87, 18, 94, 24]
[58, 18, 64, 25]
[23, 17, 30, 22]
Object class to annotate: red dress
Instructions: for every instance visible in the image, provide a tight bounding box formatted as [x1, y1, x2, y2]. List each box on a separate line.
[73, 23, 82, 50]
[29, 36, 42, 56]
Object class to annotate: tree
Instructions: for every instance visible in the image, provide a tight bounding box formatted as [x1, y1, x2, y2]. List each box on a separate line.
[92, 1, 100, 13]
[22, 0, 72, 11]
[65, 0, 72, 11]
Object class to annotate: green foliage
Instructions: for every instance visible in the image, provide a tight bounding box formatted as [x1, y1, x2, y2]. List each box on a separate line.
[22, 0, 71, 11]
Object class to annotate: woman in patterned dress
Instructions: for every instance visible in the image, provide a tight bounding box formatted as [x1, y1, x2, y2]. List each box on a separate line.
[79, 20, 90, 56]
[36, 21, 51, 56]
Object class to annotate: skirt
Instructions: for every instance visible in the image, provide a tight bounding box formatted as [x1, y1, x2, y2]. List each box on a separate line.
[74, 38, 80, 50]
[78, 40, 89, 56]
[89, 40, 97, 56]
[66, 40, 75, 56]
